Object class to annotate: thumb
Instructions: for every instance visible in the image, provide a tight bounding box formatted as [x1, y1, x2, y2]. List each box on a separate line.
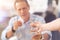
[30, 22, 36, 28]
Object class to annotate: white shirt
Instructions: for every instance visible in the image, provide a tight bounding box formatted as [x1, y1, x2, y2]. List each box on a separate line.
[1, 14, 52, 40]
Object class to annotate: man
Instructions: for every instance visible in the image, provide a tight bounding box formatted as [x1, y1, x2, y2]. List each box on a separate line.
[1, 0, 51, 40]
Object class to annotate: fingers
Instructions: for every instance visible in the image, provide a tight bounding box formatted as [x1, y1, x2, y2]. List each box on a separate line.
[30, 22, 36, 28]
[17, 21, 22, 26]
[32, 33, 42, 40]
[30, 22, 41, 32]
[30, 22, 40, 28]
[30, 27, 39, 32]
[13, 21, 22, 30]
[30, 22, 44, 34]
[14, 21, 22, 27]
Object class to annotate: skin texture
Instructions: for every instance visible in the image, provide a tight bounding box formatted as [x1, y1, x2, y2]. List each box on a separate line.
[30, 18, 60, 32]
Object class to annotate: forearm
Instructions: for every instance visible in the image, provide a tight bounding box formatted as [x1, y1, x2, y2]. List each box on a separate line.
[42, 18, 60, 31]
[6, 26, 16, 39]
[6, 30, 14, 39]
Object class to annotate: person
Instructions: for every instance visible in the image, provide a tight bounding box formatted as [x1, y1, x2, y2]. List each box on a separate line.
[45, 6, 56, 23]
[45, 7, 60, 40]
[1, 0, 52, 40]
[30, 18, 60, 32]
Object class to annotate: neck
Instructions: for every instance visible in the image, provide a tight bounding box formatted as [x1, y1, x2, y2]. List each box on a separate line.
[24, 15, 30, 23]
[21, 13, 30, 23]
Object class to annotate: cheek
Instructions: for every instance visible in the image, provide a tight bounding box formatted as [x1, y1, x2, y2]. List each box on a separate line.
[16, 11, 21, 16]
[17, 11, 20, 14]
[25, 10, 29, 13]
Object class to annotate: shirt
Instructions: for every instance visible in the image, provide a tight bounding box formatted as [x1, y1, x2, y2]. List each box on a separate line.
[1, 14, 52, 40]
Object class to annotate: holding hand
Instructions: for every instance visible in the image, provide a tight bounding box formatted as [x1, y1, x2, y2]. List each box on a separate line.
[13, 21, 22, 30]
[30, 22, 43, 33]
[32, 33, 42, 40]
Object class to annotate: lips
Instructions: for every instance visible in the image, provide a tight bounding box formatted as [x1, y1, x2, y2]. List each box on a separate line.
[21, 13, 26, 16]
[22, 14, 26, 16]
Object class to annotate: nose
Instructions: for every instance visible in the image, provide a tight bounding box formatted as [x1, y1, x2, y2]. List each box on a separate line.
[21, 9, 24, 13]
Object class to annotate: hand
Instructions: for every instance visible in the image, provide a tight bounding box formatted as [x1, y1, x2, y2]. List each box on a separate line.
[30, 22, 41, 27]
[30, 22, 44, 33]
[13, 21, 22, 30]
[32, 33, 42, 40]
[30, 22, 41, 32]
[6, 21, 22, 39]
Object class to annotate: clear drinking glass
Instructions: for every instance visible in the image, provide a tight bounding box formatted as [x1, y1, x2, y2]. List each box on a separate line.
[30, 16, 44, 40]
